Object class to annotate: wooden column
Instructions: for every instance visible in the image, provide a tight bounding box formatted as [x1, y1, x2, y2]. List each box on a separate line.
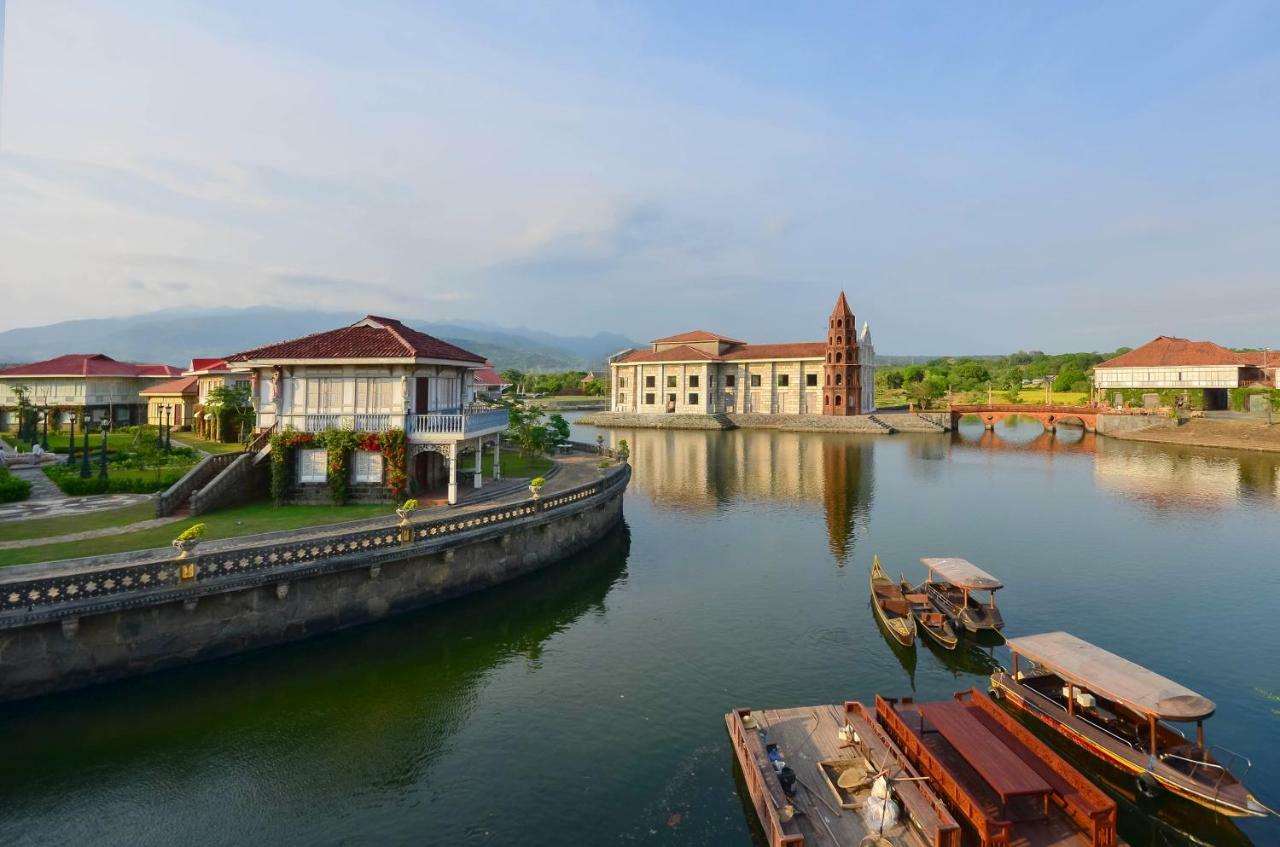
[447, 444, 458, 505]
[473, 436, 482, 489]
[493, 433, 501, 480]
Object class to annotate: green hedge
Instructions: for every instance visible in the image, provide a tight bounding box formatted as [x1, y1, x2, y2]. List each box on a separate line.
[1104, 388, 1206, 410]
[43, 465, 185, 496]
[0, 467, 32, 503]
[1228, 387, 1280, 412]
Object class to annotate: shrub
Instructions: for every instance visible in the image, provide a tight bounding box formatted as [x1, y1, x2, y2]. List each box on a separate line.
[43, 465, 183, 495]
[0, 468, 32, 503]
[530, 476, 546, 488]
[400, 498, 418, 511]
[175, 523, 207, 542]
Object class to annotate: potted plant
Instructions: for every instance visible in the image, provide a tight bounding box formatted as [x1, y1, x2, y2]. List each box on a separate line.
[173, 523, 207, 559]
[615, 439, 630, 464]
[396, 498, 418, 542]
[595, 434, 605, 454]
[597, 459, 611, 475]
[529, 476, 546, 499]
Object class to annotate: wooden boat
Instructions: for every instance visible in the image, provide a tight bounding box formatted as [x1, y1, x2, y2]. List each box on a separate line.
[991, 632, 1270, 819]
[919, 557, 1004, 633]
[877, 689, 1127, 847]
[726, 701, 961, 846]
[900, 580, 958, 651]
[871, 556, 916, 648]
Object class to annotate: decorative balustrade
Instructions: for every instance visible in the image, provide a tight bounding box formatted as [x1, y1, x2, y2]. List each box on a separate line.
[1, 464, 629, 619]
[271, 408, 508, 439]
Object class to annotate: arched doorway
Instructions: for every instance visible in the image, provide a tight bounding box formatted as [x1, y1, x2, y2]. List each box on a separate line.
[413, 450, 449, 502]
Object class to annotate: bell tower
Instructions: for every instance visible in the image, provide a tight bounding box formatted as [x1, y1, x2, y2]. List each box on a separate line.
[822, 291, 861, 415]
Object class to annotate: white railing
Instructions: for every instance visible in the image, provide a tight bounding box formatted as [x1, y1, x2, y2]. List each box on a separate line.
[273, 409, 509, 438]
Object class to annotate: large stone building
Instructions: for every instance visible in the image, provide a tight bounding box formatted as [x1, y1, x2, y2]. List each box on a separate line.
[0, 353, 181, 431]
[608, 292, 875, 416]
[1094, 336, 1276, 410]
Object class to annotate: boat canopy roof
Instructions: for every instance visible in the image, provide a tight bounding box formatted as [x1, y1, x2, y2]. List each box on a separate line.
[921, 557, 1002, 590]
[1008, 632, 1216, 721]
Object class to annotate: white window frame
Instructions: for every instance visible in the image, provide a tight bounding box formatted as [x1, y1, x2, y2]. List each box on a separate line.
[298, 448, 328, 483]
[352, 450, 383, 484]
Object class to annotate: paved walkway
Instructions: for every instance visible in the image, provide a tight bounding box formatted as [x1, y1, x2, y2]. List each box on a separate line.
[1, 443, 154, 523]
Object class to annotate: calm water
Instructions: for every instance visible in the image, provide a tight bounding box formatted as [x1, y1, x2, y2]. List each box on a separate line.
[2, 416, 1278, 846]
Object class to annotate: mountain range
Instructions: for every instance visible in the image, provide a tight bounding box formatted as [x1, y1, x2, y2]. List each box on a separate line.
[0, 308, 639, 372]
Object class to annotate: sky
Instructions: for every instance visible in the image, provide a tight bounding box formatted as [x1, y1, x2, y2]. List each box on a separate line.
[0, 1, 1278, 353]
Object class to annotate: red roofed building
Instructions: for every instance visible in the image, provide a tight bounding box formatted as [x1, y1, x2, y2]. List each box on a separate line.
[608, 293, 876, 416]
[1095, 336, 1277, 410]
[139, 375, 199, 430]
[226, 316, 508, 504]
[0, 353, 182, 430]
[472, 362, 512, 399]
[181, 357, 254, 441]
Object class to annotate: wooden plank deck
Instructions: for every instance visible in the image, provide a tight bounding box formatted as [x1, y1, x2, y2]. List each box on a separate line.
[727, 703, 960, 847]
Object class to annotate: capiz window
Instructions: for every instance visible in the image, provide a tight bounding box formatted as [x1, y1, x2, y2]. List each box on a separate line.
[298, 448, 327, 483]
[352, 450, 383, 483]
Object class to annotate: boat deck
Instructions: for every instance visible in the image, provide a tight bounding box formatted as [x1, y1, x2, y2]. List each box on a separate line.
[879, 692, 1121, 847]
[726, 703, 960, 847]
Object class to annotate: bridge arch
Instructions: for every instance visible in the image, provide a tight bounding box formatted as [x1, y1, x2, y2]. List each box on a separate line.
[949, 404, 1098, 434]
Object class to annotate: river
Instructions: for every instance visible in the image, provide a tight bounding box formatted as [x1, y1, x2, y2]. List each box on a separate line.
[1, 415, 1277, 846]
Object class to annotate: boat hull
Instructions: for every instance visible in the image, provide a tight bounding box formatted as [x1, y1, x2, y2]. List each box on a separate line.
[925, 582, 1003, 633]
[990, 672, 1263, 819]
[871, 567, 915, 648]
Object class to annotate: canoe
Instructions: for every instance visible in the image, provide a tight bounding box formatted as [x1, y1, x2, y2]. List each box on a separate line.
[901, 580, 959, 650]
[870, 556, 916, 648]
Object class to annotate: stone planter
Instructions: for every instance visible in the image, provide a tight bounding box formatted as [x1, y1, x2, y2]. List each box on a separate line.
[396, 508, 414, 542]
[172, 539, 200, 560]
[529, 484, 543, 499]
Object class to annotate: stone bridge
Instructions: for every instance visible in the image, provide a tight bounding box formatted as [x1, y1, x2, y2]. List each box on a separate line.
[948, 404, 1100, 433]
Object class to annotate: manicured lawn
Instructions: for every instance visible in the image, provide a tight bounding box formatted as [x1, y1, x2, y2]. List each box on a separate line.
[2, 431, 152, 454]
[171, 432, 245, 454]
[0, 501, 396, 567]
[0, 501, 158, 542]
[461, 450, 553, 478]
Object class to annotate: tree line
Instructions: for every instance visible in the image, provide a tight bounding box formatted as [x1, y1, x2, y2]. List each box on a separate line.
[498, 369, 608, 397]
[876, 348, 1130, 406]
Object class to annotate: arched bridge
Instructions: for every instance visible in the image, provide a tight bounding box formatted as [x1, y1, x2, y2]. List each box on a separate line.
[948, 404, 1099, 432]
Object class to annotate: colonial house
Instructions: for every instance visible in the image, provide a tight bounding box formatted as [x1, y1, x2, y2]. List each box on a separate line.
[608, 292, 876, 416]
[183, 358, 254, 441]
[226, 316, 509, 505]
[1094, 336, 1277, 411]
[472, 362, 511, 400]
[139, 375, 198, 430]
[0, 353, 182, 431]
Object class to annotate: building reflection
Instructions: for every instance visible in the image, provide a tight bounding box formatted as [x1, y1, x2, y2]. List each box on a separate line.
[595, 427, 874, 564]
[1093, 439, 1279, 512]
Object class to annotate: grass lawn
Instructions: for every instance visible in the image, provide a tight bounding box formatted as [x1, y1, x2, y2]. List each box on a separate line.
[0, 501, 158, 543]
[2, 431, 156, 454]
[874, 389, 1091, 408]
[171, 432, 245, 454]
[456, 450, 553, 479]
[0, 500, 396, 567]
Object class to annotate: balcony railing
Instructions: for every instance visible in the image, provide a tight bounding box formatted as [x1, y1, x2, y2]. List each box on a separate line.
[272, 408, 508, 438]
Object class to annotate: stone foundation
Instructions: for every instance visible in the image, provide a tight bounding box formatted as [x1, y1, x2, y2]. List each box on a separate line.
[578, 411, 896, 434]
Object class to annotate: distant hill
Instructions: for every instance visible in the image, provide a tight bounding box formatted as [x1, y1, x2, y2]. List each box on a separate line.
[0, 308, 639, 372]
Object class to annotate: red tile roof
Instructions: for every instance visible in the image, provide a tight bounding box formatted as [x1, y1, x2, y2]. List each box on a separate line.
[651, 329, 745, 345]
[187, 357, 232, 374]
[226, 316, 485, 365]
[614, 341, 825, 364]
[1098, 336, 1256, 368]
[139, 375, 198, 396]
[0, 353, 181, 378]
[473, 362, 510, 387]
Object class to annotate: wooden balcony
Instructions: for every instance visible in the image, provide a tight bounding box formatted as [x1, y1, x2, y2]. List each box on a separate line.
[272, 407, 509, 441]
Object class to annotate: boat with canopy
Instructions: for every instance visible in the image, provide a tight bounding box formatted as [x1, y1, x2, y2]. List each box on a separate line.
[917, 557, 1004, 633]
[991, 632, 1269, 819]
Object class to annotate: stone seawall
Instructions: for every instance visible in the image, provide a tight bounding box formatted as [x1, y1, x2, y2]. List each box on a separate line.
[578, 411, 900, 433]
[0, 467, 629, 702]
[1094, 414, 1178, 436]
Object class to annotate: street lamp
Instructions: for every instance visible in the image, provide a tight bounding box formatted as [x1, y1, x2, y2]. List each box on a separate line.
[164, 404, 173, 450]
[40, 403, 49, 451]
[80, 420, 92, 479]
[66, 413, 78, 465]
[156, 405, 165, 449]
[99, 421, 110, 479]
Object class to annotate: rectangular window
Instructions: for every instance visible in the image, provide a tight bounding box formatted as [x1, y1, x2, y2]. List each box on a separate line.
[778, 375, 790, 387]
[356, 378, 395, 412]
[645, 375, 655, 388]
[618, 392, 626, 405]
[806, 373, 818, 387]
[750, 374, 761, 387]
[352, 450, 383, 483]
[724, 374, 736, 388]
[618, 376, 626, 388]
[645, 392, 655, 405]
[666, 375, 677, 388]
[688, 393, 699, 405]
[689, 375, 699, 388]
[298, 448, 327, 483]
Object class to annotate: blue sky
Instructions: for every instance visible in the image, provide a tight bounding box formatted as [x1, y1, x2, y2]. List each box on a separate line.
[0, 1, 1277, 353]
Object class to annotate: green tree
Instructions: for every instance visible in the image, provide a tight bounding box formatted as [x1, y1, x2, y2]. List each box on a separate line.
[500, 369, 525, 393]
[903, 365, 925, 383]
[884, 370, 905, 390]
[206, 383, 255, 442]
[545, 413, 571, 451]
[1053, 364, 1086, 393]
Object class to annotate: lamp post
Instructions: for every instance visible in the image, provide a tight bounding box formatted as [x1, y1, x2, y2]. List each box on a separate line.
[80, 421, 92, 479]
[40, 403, 50, 451]
[66, 413, 77, 465]
[164, 404, 173, 450]
[99, 422, 110, 479]
[156, 405, 165, 449]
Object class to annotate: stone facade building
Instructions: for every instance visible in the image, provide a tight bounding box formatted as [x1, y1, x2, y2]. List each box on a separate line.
[608, 292, 875, 416]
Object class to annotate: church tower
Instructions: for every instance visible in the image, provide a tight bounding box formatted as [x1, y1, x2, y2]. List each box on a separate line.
[822, 291, 861, 415]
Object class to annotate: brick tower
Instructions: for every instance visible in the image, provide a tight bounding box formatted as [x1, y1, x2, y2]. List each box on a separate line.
[822, 291, 861, 415]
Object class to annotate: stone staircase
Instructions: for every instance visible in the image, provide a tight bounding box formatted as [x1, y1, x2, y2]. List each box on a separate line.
[865, 414, 897, 434]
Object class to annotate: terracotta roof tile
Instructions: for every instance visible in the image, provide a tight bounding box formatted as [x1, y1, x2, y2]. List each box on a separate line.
[0, 354, 181, 378]
[1098, 336, 1254, 368]
[225, 316, 485, 364]
[139, 375, 199, 396]
[614, 341, 826, 364]
[650, 329, 745, 345]
[473, 362, 510, 387]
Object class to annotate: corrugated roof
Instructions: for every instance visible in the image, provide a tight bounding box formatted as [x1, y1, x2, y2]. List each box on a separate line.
[0, 354, 181, 379]
[226, 316, 485, 364]
[139, 375, 199, 396]
[651, 329, 745, 345]
[1008, 632, 1215, 721]
[1098, 337, 1254, 368]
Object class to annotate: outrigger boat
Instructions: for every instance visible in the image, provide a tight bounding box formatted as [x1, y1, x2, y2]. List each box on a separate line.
[918, 557, 1004, 634]
[877, 689, 1126, 847]
[900, 580, 958, 651]
[871, 556, 916, 648]
[991, 632, 1270, 819]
